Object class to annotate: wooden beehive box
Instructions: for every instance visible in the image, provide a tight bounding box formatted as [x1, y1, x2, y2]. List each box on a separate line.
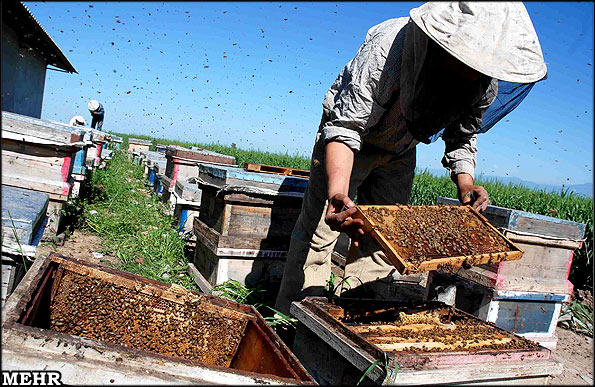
[2, 253, 314, 385]
[85, 129, 109, 169]
[353, 205, 523, 275]
[435, 197, 585, 295]
[196, 164, 308, 250]
[291, 297, 561, 385]
[173, 180, 202, 237]
[110, 135, 123, 150]
[193, 164, 308, 290]
[128, 137, 152, 153]
[1, 111, 87, 237]
[162, 146, 236, 202]
[1, 111, 84, 199]
[1, 186, 49, 305]
[426, 271, 570, 351]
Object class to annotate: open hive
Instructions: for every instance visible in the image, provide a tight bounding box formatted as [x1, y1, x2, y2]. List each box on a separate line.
[48, 268, 245, 367]
[327, 301, 539, 354]
[6, 253, 314, 384]
[302, 297, 547, 365]
[291, 297, 560, 384]
[354, 205, 523, 274]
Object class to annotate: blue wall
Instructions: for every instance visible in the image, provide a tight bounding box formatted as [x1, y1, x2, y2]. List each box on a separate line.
[1, 22, 47, 118]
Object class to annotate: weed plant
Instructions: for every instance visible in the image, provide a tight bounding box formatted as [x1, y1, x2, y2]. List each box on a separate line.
[81, 151, 197, 290]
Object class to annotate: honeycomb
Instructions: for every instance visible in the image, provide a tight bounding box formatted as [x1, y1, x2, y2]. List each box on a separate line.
[49, 270, 246, 367]
[347, 309, 540, 353]
[362, 205, 512, 267]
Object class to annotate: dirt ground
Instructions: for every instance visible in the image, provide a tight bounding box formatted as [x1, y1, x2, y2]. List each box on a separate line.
[548, 327, 594, 385]
[37, 232, 593, 384]
[36, 230, 119, 266]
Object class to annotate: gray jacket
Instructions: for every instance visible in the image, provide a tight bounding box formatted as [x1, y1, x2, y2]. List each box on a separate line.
[319, 17, 497, 178]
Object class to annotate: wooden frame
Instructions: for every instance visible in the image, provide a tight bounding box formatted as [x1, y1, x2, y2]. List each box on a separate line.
[353, 205, 524, 275]
[243, 162, 310, 178]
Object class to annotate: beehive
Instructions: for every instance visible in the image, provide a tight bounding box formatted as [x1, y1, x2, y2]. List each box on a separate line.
[2, 253, 314, 384]
[291, 297, 561, 385]
[354, 205, 523, 274]
[193, 164, 308, 291]
[1, 111, 88, 237]
[127, 138, 152, 153]
[161, 145, 236, 203]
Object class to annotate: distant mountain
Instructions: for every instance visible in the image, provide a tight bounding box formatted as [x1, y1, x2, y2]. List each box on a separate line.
[417, 168, 593, 198]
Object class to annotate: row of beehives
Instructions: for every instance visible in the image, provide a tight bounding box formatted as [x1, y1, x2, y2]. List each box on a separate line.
[1, 110, 121, 305]
[130, 139, 586, 352]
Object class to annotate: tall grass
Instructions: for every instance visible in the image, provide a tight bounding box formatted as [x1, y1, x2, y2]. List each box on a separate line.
[112, 131, 593, 291]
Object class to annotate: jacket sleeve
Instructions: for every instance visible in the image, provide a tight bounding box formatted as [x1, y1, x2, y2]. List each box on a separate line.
[319, 28, 395, 153]
[441, 79, 498, 178]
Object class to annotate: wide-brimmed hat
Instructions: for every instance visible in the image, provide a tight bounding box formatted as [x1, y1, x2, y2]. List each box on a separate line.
[70, 115, 86, 126]
[409, 2, 547, 83]
[88, 100, 100, 111]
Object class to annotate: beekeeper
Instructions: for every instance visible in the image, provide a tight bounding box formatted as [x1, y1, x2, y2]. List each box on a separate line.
[88, 100, 105, 130]
[275, 2, 547, 314]
[69, 115, 86, 127]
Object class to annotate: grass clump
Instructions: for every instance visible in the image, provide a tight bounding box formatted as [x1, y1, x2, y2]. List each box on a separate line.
[81, 150, 197, 290]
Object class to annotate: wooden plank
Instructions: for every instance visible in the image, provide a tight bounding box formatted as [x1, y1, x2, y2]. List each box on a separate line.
[2, 175, 71, 199]
[128, 138, 152, 145]
[166, 146, 235, 165]
[2, 112, 81, 144]
[175, 180, 202, 202]
[243, 162, 310, 178]
[391, 360, 561, 385]
[187, 263, 212, 294]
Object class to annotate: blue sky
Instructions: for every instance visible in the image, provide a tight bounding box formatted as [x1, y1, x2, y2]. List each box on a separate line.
[26, 1, 593, 186]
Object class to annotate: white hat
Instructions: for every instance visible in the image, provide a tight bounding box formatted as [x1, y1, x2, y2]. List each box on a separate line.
[409, 2, 547, 83]
[69, 115, 86, 126]
[88, 100, 100, 111]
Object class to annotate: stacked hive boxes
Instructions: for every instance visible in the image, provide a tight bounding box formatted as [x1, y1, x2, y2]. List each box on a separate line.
[85, 129, 109, 170]
[426, 197, 586, 350]
[192, 164, 308, 295]
[1, 111, 89, 237]
[160, 145, 236, 209]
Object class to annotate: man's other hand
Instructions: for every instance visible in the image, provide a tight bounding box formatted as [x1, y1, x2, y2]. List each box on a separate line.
[455, 173, 489, 211]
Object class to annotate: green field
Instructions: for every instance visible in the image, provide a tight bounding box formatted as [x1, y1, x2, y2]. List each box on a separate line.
[117, 133, 593, 292]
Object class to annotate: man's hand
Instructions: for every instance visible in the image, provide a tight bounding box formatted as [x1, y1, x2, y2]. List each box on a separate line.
[325, 193, 364, 247]
[455, 173, 489, 211]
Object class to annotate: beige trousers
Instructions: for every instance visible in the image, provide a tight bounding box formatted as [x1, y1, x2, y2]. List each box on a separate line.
[275, 134, 416, 314]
